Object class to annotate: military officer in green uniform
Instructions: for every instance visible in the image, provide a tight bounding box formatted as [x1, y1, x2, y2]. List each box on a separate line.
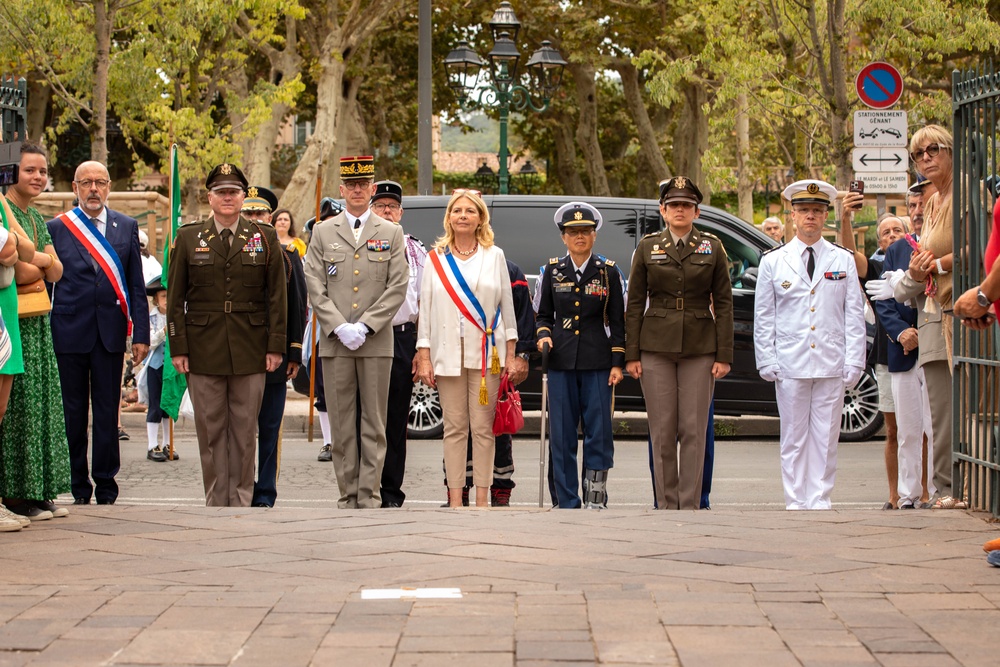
[303, 156, 408, 509]
[167, 163, 287, 507]
[625, 176, 733, 510]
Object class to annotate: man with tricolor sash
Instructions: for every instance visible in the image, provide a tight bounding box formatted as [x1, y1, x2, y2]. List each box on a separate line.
[303, 156, 408, 509]
[47, 161, 150, 505]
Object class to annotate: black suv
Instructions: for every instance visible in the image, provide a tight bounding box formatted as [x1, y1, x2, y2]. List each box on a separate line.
[366, 195, 880, 442]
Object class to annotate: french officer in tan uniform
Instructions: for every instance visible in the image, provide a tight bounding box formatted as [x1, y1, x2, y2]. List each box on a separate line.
[625, 176, 734, 510]
[167, 163, 287, 507]
[303, 156, 408, 509]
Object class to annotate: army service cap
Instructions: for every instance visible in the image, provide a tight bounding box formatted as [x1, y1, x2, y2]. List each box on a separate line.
[783, 179, 838, 207]
[659, 176, 703, 205]
[205, 163, 248, 191]
[242, 185, 278, 212]
[340, 155, 375, 181]
[554, 201, 602, 231]
[372, 180, 402, 204]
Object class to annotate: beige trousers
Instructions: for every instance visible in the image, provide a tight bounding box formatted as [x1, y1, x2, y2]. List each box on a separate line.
[438, 365, 500, 489]
[640, 352, 715, 510]
[187, 373, 266, 507]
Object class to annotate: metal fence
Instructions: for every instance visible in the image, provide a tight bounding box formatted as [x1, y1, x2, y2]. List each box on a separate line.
[0, 75, 26, 143]
[952, 62, 1000, 517]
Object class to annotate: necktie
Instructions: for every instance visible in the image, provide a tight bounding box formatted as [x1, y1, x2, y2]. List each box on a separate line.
[221, 228, 232, 253]
[806, 247, 815, 280]
[354, 217, 362, 230]
[576, 269, 583, 283]
[91, 218, 103, 236]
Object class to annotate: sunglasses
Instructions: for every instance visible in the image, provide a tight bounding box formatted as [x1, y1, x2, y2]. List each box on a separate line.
[910, 143, 948, 162]
[452, 188, 482, 198]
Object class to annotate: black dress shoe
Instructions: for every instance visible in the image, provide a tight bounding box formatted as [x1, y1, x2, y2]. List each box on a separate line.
[96, 499, 115, 505]
[118, 428, 130, 441]
[73, 498, 90, 505]
[252, 502, 272, 508]
[382, 501, 402, 508]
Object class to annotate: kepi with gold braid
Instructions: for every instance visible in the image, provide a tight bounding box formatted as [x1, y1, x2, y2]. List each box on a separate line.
[340, 155, 376, 181]
[242, 185, 278, 212]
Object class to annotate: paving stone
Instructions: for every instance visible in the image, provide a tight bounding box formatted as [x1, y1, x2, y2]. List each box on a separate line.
[0, 619, 76, 651]
[0, 650, 30, 667]
[515, 641, 595, 661]
[309, 646, 394, 667]
[231, 635, 322, 667]
[873, 654, 963, 667]
[513, 630, 592, 642]
[594, 640, 678, 664]
[21, 638, 122, 667]
[398, 635, 513, 653]
[148, 605, 267, 632]
[390, 653, 513, 667]
[174, 591, 283, 608]
[113, 629, 250, 665]
[850, 626, 946, 654]
[887, 592, 995, 611]
[319, 630, 401, 648]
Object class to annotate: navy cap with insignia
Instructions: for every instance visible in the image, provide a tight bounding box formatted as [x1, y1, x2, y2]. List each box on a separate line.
[908, 175, 932, 195]
[242, 185, 278, 212]
[205, 163, 248, 191]
[783, 179, 838, 207]
[659, 176, 703, 205]
[340, 155, 375, 181]
[372, 180, 402, 204]
[553, 201, 603, 231]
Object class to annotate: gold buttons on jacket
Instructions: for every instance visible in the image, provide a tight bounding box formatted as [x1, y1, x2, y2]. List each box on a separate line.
[352, 303, 359, 309]
[575, 288, 580, 293]
[811, 343, 816, 348]
[574, 301, 580, 306]
[354, 287, 359, 292]
[575, 331, 580, 335]
[355, 253, 360, 259]
[354, 269, 360, 275]
[810, 289, 815, 295]
[811, 326, 816, 330]
[810, 307, 816, 312]
[574, 315, 579, 321]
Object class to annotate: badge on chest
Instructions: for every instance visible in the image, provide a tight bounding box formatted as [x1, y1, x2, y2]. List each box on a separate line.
[367, 239, 390, 252]
[824, 271, 847, 280]
[584, 279, 607, 298]
[694, 239, 713, 254]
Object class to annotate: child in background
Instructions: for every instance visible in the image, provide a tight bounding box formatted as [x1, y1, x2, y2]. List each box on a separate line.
[144, 278, 176, 462]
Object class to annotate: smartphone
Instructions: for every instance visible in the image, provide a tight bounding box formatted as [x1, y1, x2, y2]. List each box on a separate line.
[847, 180, 864, 210]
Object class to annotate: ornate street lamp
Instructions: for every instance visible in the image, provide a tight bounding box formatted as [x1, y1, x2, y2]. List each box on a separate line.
[475, 160, 497, 194]
[445, 3, 565, 194]
[517, 159, 539, 194]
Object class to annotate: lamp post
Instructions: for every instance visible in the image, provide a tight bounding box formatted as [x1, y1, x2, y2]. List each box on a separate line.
[475, 160, 497, 194]
[444, 2, 566, 195]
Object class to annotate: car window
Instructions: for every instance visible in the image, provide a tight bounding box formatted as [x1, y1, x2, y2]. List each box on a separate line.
[695, 218, 762, 289]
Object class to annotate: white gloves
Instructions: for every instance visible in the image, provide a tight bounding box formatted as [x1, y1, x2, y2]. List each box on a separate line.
[843, 365, 864, 387]
[865, 269, 904, 301]
[759, 365, 781, 382]
[334, 322, 368, 351]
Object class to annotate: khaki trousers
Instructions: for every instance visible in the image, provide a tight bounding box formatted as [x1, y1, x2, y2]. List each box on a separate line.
[438, 368, 500, 489]
[323, 356, 391, 509]
[187, 373, 266, 507]
[640, 352, 715, 510]
[923, 360, 952, 498]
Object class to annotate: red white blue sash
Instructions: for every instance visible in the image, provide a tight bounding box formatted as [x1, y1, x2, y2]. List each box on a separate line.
[57, 207, 132, 335]
[428, 249, 501, 398]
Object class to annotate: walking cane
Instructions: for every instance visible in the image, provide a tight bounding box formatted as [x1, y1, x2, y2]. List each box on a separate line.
[307, 152, 324, 442]
[538, 342, 550, 508]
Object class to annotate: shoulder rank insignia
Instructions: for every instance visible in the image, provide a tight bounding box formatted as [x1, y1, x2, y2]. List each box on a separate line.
[548, 257, 559, 265]
[830, 241, 852, 253]
[604, 259, 615, 267]
[762, 245, 782, 255]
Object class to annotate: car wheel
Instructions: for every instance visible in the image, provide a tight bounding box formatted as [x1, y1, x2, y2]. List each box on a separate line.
[841, 367, 884, 442]
[408, 382, 444, 439]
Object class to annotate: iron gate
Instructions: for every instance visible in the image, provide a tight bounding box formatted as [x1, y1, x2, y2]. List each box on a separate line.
[953, 63, 1000, 517]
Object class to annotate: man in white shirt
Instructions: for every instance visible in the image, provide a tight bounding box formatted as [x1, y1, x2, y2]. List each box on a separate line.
[754, 179, 866, 510]
[370, 180, 427, 507]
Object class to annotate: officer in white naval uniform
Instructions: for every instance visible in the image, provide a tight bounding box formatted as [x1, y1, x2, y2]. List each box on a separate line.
[754, 179, 866, 510]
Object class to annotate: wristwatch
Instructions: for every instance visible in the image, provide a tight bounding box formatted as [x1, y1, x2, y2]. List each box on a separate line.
[977, 287, 993, 308]
[517, 352, 531, 361]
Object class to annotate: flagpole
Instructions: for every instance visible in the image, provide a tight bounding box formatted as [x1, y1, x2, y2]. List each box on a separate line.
[307, 150, 324, 442]
[166, 144, 177, 461]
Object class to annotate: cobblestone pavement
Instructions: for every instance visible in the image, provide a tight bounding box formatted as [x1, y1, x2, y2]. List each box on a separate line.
[0, 408, 996, 666]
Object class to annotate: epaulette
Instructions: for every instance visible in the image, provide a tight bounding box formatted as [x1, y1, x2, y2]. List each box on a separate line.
[829, 241, 853, 253]
[548, 257, 559, 265]
[642, 231, 662, 240]
[179, 220, 201, 228]
[604, 259, 616, 267]
[699, 230, 718, 239]
[761, 245, 782, 256]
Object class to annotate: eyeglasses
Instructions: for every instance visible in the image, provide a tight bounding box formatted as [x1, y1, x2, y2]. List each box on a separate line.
[342, 180, 372, 191]
[75, 179, 110, 189]
[910, 143, 948, 162]
[372, 202, 401, 212]
[452, 188, 482, 197]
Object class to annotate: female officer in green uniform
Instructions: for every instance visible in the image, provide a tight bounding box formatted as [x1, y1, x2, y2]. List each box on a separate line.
[625, 177, 733, 510]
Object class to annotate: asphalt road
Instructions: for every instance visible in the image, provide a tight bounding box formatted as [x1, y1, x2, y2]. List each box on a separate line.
[109, 416, 889, 510]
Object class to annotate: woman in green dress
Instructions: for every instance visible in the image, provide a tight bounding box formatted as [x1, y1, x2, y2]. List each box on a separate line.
[0, 142, 70, 520]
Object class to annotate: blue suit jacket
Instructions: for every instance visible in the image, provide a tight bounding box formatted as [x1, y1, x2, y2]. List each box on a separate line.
[875, 238, 918, 373]
[47, 208, 150, 354]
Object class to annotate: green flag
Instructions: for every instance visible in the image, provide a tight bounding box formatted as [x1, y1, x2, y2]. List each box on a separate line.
[159, 145, 186, 420]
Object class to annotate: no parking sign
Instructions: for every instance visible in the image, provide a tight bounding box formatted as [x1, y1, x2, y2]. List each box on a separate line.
[855, 62, 903, 109]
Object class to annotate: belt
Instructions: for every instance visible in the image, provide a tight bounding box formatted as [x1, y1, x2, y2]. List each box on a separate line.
[651, 297, 710, 311]
[187, 301, 262, 313]
[393, 322, 417, 333]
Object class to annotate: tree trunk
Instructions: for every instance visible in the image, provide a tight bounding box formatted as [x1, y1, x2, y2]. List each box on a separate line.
[616, 61, 670, 184]
[826, 0, 852, 188]
[90, 0, 112, 164]
[570, 63, 611, 197]
[552, 114, 586, 195]
[735, 92, 754, 224]
[25, 77, 50, 143]
[184, 177, 201, 219]
[672, 82, 709, 203]
[279, 55, 346, 225]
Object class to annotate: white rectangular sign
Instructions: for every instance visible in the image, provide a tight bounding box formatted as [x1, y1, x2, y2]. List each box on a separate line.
[853, 172, 909, 194]
[852, 148, 909, 172]
[853, 110, 907, 147]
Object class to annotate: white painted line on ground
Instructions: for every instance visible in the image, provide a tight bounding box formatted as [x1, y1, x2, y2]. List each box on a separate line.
[361, 588, 462, 600]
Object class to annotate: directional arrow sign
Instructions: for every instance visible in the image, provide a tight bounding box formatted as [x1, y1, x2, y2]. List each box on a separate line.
[853, 172, 908, 194]
[852, 148, 909, 173]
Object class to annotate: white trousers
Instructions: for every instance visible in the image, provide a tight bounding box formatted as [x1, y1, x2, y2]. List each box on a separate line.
[775, 377, 845, 510]
[890, 365, 935, 505]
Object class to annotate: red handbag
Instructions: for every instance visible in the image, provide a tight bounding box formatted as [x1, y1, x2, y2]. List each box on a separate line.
[492, 374, 524, 436]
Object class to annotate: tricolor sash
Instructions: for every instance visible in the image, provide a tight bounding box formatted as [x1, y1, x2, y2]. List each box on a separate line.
[57, 207, 132, 335]
[428, 248, 501, 405]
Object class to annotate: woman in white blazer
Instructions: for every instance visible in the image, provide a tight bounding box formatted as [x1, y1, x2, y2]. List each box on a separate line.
[415, 190, 517, 508]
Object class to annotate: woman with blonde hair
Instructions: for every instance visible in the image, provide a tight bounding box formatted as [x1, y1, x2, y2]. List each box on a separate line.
[415, 190, 517, 508]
